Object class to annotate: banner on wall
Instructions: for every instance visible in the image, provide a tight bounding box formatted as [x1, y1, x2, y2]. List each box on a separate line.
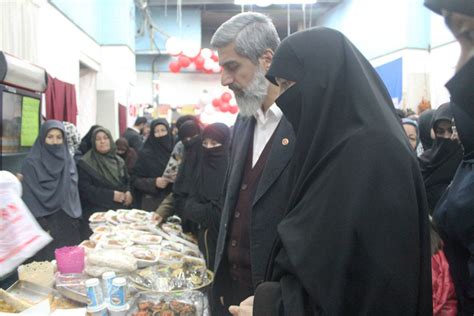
[375, 58, 403, 108]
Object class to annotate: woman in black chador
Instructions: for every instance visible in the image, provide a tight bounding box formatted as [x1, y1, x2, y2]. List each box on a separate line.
[248, 27, 432, 316]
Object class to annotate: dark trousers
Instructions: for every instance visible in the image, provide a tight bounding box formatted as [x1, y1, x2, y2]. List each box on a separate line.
[212, 266, 254, 315]
[30, 210, 81, 262]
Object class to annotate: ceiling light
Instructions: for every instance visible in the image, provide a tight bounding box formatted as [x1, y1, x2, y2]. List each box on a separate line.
[235, 0, 317, 5]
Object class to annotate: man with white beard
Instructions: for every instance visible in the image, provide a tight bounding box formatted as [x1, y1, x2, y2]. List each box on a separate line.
[209, 12, 296, 315]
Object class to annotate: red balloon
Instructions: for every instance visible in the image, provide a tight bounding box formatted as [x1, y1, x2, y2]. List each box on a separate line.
[178, 55, 191, 68]
[229, 106, 239, 114]
[220, 102, 230, 112]
[194, 55, 205, 67]
[169, 61, 181, 73]
[212, 98, 222, 108]
[211, 53, 219, 62]
[221, 92, 232, 102]
[195, 63, 204, 71]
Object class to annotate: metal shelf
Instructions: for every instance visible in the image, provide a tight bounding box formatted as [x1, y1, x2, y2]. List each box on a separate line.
[1, 152, 29, 157]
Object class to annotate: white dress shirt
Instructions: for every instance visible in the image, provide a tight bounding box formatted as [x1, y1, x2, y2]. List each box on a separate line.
[252, 104, 283, 167]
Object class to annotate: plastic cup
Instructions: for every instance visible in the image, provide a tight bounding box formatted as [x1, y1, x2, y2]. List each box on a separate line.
[55, 246, 85, 274]
[102, 272, 116, 303]
[109, 277, 126, 307]
[85, 278, 106, 310]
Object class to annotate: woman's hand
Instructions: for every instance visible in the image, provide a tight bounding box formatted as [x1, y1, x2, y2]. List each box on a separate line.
[152, 213, 163, 224]
[229, 296, 254, 316]
[124, 191, 133, 206]
[155, 177, 169, 189]
[113, 191, 125, 203]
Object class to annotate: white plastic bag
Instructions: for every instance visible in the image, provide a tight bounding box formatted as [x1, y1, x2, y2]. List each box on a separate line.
[0, 171, 52, 277]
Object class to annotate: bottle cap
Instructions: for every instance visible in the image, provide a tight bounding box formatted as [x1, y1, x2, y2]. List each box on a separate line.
[102, 271, 116, 280]
[112, 277, 126, 286]
[85, 278, 99, 287]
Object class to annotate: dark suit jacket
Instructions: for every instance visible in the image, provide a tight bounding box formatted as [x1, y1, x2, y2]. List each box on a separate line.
[123, 127, 143, 152]
[212, 114, 295, 312]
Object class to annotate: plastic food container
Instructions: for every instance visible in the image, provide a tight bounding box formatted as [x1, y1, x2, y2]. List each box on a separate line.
[85, 278, 106, 311]
[109, 277, 127, 307]
[102, 271, 116, 303]
[55, 246, 85, 274]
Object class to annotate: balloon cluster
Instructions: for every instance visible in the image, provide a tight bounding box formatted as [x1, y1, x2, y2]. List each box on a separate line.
[167, 37, 221, 74]
[211, 92, 239, 114]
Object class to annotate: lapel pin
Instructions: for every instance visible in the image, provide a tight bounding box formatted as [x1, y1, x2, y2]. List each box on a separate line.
[282, 138, 289, 146]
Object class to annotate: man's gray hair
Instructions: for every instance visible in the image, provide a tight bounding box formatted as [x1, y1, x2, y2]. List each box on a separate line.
[211, 12, 280, 64]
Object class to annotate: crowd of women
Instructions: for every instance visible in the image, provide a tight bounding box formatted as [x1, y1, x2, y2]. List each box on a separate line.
[19, 115, 230, 270]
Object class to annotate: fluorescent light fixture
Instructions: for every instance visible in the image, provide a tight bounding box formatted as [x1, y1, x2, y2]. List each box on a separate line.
[235, 0, 317, 5]
[0, 52, 47, 92]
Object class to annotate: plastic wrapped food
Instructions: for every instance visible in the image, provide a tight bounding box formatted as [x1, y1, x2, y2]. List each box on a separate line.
[89, 212, 107, 223]
[85, 249, 137, 277]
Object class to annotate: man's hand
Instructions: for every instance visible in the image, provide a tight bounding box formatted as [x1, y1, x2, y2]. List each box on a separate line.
[124, 191, 133, 206]
[155, 177, 169, 189]
[229, 296, 254, 316]
[113, 191, 125, 203]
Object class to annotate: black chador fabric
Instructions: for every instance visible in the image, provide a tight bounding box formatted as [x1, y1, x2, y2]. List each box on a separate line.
[184, 123, 230, 268]
[173, 121, 202, 196]
[133, 119, 172, 178]
[418, 109, 435, 151]
[173, 121, 202, 233]
[197, 123, 230, 201]
[419, 103, 463, 211]
[254, 27, 432, 315]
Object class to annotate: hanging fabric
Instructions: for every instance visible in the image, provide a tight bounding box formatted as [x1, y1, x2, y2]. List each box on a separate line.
[45, 74, 78, 125]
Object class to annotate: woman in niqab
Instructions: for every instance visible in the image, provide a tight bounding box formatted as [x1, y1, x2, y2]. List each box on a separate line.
[249, 27, 432, 316]
[132, 119, 173, 211]
[21, 120, 82, 260]
[183, 123, 230, 269]
[419, 103, 463, 213]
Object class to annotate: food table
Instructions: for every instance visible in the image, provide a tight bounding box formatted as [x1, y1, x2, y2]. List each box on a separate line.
[0, 209, 213, 316]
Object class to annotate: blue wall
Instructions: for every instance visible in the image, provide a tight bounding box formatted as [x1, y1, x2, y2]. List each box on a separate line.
[319, 0, 430, 60]
[135, 6, 201, 53]
[49, 0, 135, 49]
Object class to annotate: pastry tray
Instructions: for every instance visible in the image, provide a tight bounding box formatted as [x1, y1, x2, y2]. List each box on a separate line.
[54, 273, 88, 304]
[6, 280, 56, 305]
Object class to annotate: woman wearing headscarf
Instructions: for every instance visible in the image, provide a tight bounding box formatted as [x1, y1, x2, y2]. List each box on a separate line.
[132, 119, 173, 212]
[173, 120, 202, 233]
[77, 127, 132, 239]
[115, 137, 138, 175]
[419, 103, 463, 213]
[21, 120, 82, 260]
[182, 123, 230, 269]
[426, 1, 474, 313]
[402, 118, 419, 151]
[74, 125, 101, 163]
[234, 27, 432, 316]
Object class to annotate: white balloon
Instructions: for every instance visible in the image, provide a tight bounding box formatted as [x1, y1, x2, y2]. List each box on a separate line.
[203, 59, 214, 71]
[165, 37, 183, 56]
[204, 104, 215, 114]
[199, 92, 212, 106]
[182, 41, 201, 58]
[200, 48, 213, 59]
[212, 63, 221, 73]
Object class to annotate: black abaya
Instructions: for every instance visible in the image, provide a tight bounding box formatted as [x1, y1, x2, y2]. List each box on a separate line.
[253, 27, 432, 316]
